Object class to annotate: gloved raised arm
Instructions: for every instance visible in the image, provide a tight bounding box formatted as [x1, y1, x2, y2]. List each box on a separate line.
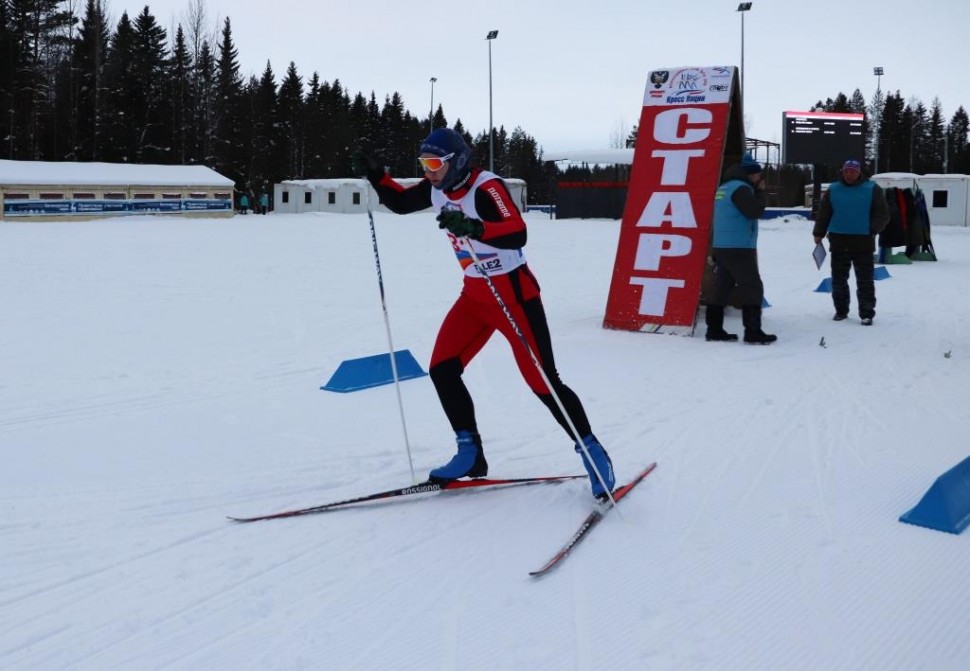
[351, 148, 385, 183]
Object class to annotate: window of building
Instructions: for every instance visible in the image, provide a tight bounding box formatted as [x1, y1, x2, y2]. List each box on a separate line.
[282, 191, 290, 203]
[72, 192, 96, 199]
[189, 192, 207, 199]
[39, 192, 64, 199]
[304, 192, 312, 204]
[932, 190, 949, 208]
[327, 192, 336, 204]
[4, 193, 29, 199]
[352, 192, 361, 205]
[104, 192, 126, 200]
[162, 193, 182, 199]
[133, 193, 155, 199]
[214, 192, 230, 200]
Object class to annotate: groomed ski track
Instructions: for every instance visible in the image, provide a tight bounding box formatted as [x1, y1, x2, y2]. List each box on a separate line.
[2, 214, 969, 670]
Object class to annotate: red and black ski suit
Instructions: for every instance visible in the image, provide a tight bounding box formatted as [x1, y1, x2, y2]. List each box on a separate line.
[368, 166, 592, 440]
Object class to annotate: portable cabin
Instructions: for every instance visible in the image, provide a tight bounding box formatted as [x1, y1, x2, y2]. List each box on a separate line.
[872, 172, 970, 227]
[0, 160, 234, 221]
[274, 177, 528, 216]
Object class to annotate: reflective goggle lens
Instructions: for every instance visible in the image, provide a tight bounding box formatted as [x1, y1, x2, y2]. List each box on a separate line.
[419, 152, 454, 172]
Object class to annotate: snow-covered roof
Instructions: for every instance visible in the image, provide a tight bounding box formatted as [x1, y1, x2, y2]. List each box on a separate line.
[281, 178, 374, 188]
[872, 172, 920, 180]
[543, 148, 634, 165]
[280, 176, 526, 188]
[917, 173, 970, 180]
[0, 159, 233, 187]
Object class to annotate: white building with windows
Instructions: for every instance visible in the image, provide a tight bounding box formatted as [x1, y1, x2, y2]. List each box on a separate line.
[0, 160, 234, 221]
[274, 177, 527, 215]
[871, 172, 970, 227]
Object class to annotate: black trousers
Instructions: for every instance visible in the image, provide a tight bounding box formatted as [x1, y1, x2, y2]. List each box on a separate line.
[831, 250, 876, 318]
[709, 248, 764, 307]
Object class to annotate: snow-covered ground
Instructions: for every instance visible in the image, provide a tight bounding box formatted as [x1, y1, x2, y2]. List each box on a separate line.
[2, 210, 969, 670]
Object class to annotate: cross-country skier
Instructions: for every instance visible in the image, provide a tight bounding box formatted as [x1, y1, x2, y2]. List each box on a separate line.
[352, 128, 615, 500]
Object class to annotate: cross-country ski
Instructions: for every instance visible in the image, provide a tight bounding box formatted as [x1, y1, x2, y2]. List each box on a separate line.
[529, 462, 658, 577]
[227, 474, 584, 522]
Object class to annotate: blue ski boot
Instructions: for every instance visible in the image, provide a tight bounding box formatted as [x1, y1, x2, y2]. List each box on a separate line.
[428, 430, 488, 482]
[576, 434, 615, 500]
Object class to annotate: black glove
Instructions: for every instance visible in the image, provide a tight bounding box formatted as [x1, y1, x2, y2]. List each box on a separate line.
[437, 210, 485, 239]
[351, 148, 383, 180]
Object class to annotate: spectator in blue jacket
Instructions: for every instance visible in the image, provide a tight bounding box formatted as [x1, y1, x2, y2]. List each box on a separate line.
[706, 154, 776, 344]
[813, 159, 890, 325]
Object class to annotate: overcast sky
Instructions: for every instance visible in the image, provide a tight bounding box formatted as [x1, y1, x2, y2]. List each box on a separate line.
[133, 0, 968, 154]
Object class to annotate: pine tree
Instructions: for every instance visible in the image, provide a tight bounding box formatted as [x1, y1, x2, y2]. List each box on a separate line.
[907, 100, 928, 174]
[947, 106, 969, 173]
[131, 6, 170, 164]
[879, 91, 906, 172]
[192, 39, 215, 165]
[380, 91, 409, 176]
[7, 0, 74, 158]
[0, 0, 14, 158]
[925, 98, 945, 173]
[213, 17, 244, 183]
[102, 11, 137, 161]
[251, 61, 278, 187]
[73, 0, 110, 160]
[169, 25, 192, 165]
[276, 61, 303, 178]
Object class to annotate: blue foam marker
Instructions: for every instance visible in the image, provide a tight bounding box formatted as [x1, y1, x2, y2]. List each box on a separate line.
[321, 349, 427, 393]
[899, 456, 970, 534]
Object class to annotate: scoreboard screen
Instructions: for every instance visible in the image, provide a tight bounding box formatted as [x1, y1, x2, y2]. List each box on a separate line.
[782, 111, 865, 166]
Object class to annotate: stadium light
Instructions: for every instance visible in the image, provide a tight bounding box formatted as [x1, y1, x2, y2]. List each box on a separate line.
[429, 77, 437, 135]
[486, 30, 499, 173]
[737, 3, 752, 103]
[873, 66, 884, 173]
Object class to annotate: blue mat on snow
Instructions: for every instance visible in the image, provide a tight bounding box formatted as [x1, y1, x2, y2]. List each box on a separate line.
[321, 349, 427, 393]
[815, 266, 891, 293]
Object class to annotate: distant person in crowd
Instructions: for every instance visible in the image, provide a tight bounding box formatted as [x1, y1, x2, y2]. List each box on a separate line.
[259, 192, 269, 215]
[351, 127, 615, 500]
[706, 153, 776, 344]
[238, 192, 249, 215]
[813, 159, 890, 325]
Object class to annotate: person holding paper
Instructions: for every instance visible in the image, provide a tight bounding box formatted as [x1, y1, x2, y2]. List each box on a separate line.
[707, 154, 776, 344]
[813, 160, 890, 325]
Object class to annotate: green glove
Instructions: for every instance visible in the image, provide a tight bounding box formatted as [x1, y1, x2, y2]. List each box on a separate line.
[437, 210, 485, 239]
[351, 148, 382, 179]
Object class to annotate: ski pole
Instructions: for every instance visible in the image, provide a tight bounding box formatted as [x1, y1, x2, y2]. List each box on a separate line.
[461, 239, 618, 509]
[365, 187, 416, 481]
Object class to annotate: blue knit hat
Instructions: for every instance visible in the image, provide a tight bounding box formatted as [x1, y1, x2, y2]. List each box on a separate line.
[740, 153, 762, 174]
[842, 159, 862, 173]
[419, 128, 471, 190]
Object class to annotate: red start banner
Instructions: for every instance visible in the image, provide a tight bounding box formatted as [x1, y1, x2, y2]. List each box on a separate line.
[604, 66, 738, 332]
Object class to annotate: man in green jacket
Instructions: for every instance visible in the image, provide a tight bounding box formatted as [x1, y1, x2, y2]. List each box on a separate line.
[813, 160, 890, 325]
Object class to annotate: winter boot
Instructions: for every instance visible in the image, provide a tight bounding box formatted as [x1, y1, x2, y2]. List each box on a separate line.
[704, 304, 738, 342]
[428, 430, 488, 482]
[575, 434, 615, 501]
[742, 305, 777, 345]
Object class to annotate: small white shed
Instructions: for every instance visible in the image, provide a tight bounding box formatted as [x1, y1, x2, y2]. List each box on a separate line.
[274, 177, 528, 215]
[872, 172, 970, 227]
[0, 159, 234, 221]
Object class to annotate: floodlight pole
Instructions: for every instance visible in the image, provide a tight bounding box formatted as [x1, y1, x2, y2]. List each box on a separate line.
[429, 76, 437, 135]
[737, 3, 752, 102]
[873, 67, 883, 173]
[486, 30, 499, 173]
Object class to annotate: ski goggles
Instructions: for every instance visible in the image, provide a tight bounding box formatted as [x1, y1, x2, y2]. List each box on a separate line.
[418, 152, 454, 172]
